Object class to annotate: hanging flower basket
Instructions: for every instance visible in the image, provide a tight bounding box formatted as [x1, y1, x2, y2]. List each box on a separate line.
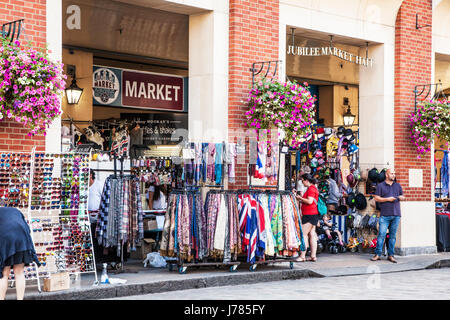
[409, 100, 450, 158]
[245, 78, 316, 148]
[0, 38, 66, 136]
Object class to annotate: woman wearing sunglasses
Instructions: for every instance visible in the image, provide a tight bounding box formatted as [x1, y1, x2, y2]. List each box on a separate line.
[0, 207, 40, 300]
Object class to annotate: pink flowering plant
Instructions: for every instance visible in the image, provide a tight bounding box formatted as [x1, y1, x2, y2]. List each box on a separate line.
[409, 100, 450, 158]
[245, 77, 316, 148]
[0, 38, 66, 136]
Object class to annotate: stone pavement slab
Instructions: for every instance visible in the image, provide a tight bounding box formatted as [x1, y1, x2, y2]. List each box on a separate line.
[5, 252, 450, 300]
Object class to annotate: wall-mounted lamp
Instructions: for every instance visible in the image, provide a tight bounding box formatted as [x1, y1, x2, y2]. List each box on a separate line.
[65, 65, 83, 105]
[343, 105, 355, 126]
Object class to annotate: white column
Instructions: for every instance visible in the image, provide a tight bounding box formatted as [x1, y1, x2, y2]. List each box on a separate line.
[359, 43, 395, 170]
[188, 3, 229, 143]
[46, 0, 63, 153]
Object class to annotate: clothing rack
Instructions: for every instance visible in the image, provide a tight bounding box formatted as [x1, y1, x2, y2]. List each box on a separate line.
[165, 189, 304, 273]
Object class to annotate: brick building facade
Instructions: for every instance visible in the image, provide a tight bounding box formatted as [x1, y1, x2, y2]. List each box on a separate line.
[1, 0, 447, 254]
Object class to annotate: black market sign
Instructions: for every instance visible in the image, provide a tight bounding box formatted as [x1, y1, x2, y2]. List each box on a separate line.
[287, 45, 374, 67]
[121, 113, 188, 145]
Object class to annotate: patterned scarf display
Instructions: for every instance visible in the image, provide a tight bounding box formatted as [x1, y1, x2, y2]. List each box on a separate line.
[160, 191, 304, 264]
[96, 175, 144, 256]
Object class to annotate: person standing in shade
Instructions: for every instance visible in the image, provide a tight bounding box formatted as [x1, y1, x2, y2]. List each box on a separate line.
[0, 207, 40, 300]
[88, 170, 104, 266]
[371, 168, 406, 263]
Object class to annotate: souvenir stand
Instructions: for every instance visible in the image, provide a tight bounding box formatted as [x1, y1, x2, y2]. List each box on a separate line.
[5, 148, 98, 291]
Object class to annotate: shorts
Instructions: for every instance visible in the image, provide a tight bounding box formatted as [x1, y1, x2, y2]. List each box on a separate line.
[302, 214, 319, 226]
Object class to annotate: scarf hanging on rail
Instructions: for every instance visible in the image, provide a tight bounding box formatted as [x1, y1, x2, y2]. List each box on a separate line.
[96, 175, 144, 256]
[160, 190, 304, 264]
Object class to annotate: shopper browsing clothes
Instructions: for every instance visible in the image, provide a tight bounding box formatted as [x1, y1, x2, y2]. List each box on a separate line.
[293, 174, 319, 262]
[371, 168, 406, 263]
[0, 207, 40, 300]
[88, 170, 104, 265]
[147, 184, 167, 210]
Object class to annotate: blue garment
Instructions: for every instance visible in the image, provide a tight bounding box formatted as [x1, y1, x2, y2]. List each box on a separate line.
[215, 143, 223, 185]
[375, 181, 404, 216]
[296, 150, 301, 172]
[201, 143, 208, 183]
[375, 216, 401, 257]
[0, 207, 39, 276]
[441, 151, 449, 197]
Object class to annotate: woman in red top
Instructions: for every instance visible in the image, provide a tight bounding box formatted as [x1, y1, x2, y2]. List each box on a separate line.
[293, 174, 319, 262]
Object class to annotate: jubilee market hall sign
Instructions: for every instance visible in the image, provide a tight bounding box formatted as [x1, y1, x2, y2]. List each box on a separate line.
[287, 45, 374, 67]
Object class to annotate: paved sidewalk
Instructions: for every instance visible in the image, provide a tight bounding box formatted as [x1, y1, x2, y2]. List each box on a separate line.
[5, 252, 450, 300]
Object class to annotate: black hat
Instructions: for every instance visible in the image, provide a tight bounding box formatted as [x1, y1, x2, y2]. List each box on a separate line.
[348, 133, 356, 142]
[368, 168, 380, 182]
[346, 192, 356, 208]
[337, 205, 348, 216]
[361, 215, 370, 228]
[337, 126, 345, 137]
[378, 168, 387, 183]
[346, 214, 354, 228]
[343, 128, 353, 138]
[355, 193, 367, 210]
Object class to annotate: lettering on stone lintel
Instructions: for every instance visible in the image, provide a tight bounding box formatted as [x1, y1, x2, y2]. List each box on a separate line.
[287, 45, 374, 67]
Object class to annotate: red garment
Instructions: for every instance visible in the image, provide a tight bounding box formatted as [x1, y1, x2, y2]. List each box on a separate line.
[301, 185, 319, 215]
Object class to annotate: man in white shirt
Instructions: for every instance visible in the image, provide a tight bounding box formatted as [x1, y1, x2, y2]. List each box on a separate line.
[88, 170, 104, 266]
[88, 171, 104, 224]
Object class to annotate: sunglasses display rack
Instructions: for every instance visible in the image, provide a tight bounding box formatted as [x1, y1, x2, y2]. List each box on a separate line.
[4, 150, 99, 290]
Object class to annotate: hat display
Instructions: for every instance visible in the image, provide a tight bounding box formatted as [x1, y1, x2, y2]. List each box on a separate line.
[368, 168, 380, 182]
[316, 127, 325, 135]
[355, 193, 367, 210]
[343, 128, 353, 138]
[378, 168, 386, 183]
[346, 214, 354, 228]
[348, 144, 359, 155]
[324, 127, 333, 137]
[346, 192, 356, 208]
[337, 205, 348, 215]
[346, 173, 357, 188]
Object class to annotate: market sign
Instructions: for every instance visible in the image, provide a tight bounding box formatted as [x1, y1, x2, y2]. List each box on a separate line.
[287, 46, 374, 67]
[93, 66, 187, 111]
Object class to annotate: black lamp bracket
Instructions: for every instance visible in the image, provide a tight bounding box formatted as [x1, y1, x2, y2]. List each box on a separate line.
[67, 65, 77, 78]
